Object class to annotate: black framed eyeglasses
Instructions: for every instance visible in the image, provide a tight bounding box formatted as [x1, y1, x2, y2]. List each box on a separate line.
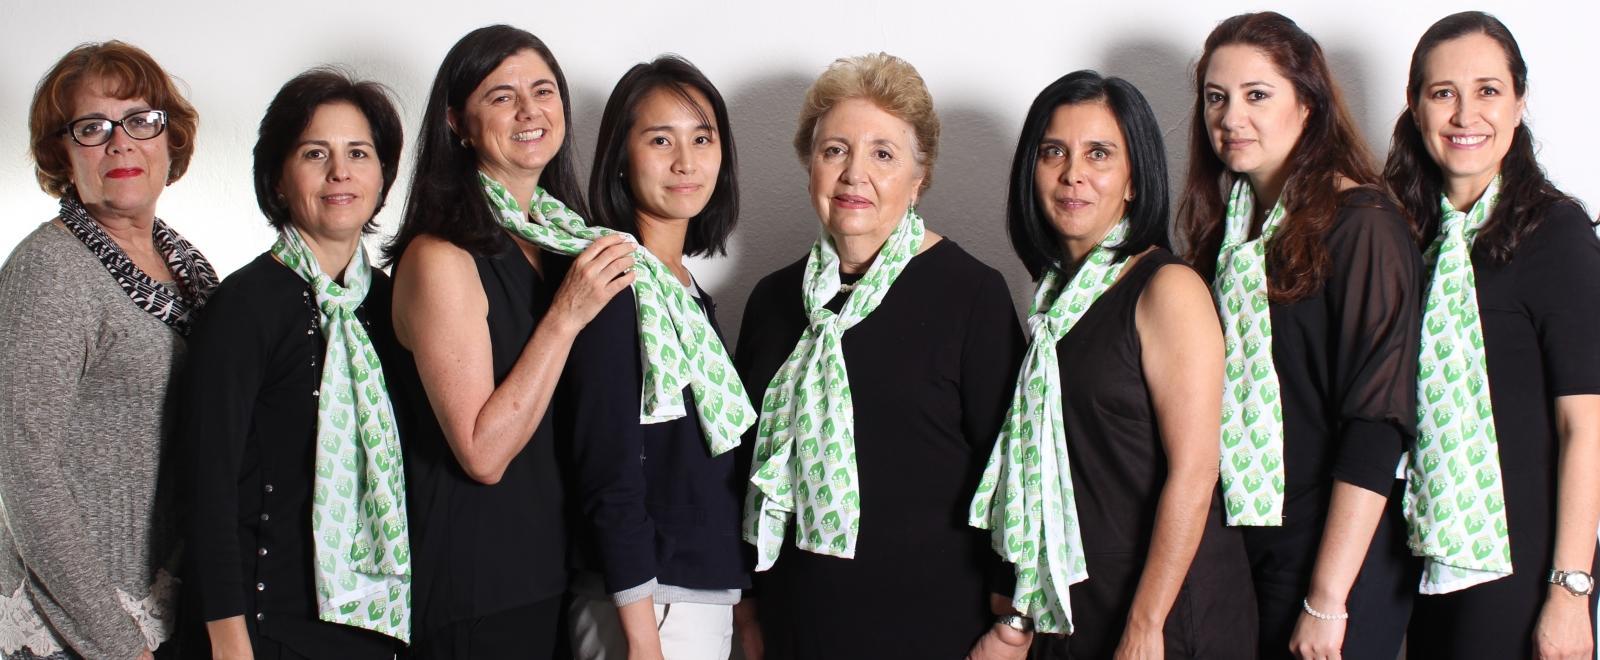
[60, 110, 167, 147]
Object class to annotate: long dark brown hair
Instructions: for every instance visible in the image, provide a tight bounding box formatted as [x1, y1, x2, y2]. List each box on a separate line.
[1176, 12, 1381, 302]
[383, 25, 588, 265]
[1383, 11, 1577, 261]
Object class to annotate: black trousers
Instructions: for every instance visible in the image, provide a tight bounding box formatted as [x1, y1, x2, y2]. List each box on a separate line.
[405, 596, 566, 660]
[1243, 481, 1419, 660]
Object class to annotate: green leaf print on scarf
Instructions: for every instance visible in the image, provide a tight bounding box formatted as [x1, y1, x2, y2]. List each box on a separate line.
[1404, 175, 1512, 593]
[742, 208, 926, 569]
[969, 220, 1131, 634]
[271, 226, 410, 642]
[478, 172, 755, 455]
[1215, 178, 1288, 527]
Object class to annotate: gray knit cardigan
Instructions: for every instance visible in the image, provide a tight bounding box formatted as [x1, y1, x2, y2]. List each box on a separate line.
[0, 222, 183, 660]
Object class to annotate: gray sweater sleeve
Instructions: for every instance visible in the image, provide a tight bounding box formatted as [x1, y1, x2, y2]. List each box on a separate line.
[0, 234, 148, 660]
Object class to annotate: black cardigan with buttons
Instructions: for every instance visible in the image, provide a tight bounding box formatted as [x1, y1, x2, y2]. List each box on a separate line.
[179, 252, 398, 659]
[554, 282, 752, 600]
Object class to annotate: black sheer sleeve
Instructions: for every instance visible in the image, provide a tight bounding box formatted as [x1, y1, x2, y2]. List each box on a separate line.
[1324, 193, 1425, 494]
[1517, 202, 1600, 396]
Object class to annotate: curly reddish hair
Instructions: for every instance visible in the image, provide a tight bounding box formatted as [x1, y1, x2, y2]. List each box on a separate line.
[29, 40, 199, 198]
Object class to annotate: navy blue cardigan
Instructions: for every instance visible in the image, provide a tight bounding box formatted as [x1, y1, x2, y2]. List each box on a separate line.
[556, 283, 752, 597]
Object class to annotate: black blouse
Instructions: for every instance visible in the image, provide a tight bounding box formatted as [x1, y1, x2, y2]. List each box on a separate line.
[734, 239, 1025, 660]
[1459, 202, 1600, 572]
[180, 252, 398, 659]
[1259, 188, 1424, 522]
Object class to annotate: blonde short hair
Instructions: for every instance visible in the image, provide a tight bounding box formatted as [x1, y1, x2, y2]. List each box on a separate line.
[793, 52, 939, 193]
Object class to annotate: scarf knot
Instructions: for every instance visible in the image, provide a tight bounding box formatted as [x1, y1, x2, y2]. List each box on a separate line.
[56, 192, 218, 334]
[743, 208, 925, 569]
[969, 220, 1129, 634]
[271, 226, 410, 642]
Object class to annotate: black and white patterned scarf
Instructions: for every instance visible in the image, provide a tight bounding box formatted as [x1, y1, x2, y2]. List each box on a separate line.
[58, 192, 219, 335]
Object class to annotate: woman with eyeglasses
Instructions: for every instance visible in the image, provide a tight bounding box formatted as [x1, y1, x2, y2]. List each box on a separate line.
[0, 41, 215, 660]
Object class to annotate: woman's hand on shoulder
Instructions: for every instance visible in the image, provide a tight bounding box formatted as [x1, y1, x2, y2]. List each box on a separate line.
[547, 234, 635, 336]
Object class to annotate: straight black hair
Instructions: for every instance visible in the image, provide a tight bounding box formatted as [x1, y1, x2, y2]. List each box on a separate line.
[1384, 11, 1580, 261]
[1007, 70, 1170, 280]
[253, 67, 404, 232]
[588, 55, 739, 257]
[384, 25, 588, 264]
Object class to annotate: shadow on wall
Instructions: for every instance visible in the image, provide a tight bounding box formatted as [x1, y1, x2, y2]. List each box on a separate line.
[708, 71, 821, 346]
[1096, 37, 1196, 256]
[709, 73, 1030, 345]
[919, 102, 1029, 319]
[1326, 45, 1395, 168]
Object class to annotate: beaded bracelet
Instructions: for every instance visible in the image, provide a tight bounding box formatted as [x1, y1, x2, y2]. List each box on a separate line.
[1301, 598, 1349, 621]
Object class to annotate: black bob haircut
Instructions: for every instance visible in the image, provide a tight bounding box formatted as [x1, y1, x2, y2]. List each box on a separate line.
[384, 25, 588, 264]
[1007, 70, 1170, 280]
[589, 55, 739, 257]
[253, 67, 403, 232]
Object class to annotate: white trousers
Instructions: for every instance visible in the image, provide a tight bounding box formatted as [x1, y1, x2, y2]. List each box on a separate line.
[569, 592, 734, 660]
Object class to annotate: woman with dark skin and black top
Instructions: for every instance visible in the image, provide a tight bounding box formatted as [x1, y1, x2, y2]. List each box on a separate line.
[733, 53, 1029, 660]
[381, 25, 634, 659]
[1176, 13, 1424, 660]
[182, 69, 406, 660]
[1385, 12, 1600, 660]
[998, 70, 1255, 660]
[560, 55, 749, 659]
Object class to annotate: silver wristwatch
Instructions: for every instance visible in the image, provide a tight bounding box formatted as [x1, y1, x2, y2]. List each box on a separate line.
[996, 614, 1035, 633]
[1548, 569, 1595, 596]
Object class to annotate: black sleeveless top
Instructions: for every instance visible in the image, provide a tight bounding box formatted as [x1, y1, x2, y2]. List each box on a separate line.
[1041, 248, 1256, 658]
[1056, 248, 1235, 557]
[386, 235, 569, 636]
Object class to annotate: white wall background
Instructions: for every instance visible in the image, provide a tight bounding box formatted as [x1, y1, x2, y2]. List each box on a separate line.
[3, 0, 1596, 342]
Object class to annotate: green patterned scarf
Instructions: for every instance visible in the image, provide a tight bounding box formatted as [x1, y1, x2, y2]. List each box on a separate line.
[1404, 175, 1512, 593]
[1215, 178, 1288, 526]
[969, 220, 1131, 634]
[271, 227, 410, 642]
[743, 208, 926, 569]
[478, 172, 754, 454]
